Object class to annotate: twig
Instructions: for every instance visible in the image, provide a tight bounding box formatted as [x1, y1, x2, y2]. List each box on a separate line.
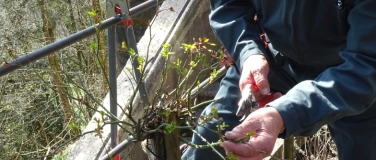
[245, 143, 285, 160]
[43, 146, 51, 160]
[181, 97, 224, 114]
[228, 137, 285, 160]
[185, 66, 226, 100]
[179, 136, 222, 149]
[190, 128, 226, 160]
[29, 128, 100, 159]
[145, 123, 194, 135]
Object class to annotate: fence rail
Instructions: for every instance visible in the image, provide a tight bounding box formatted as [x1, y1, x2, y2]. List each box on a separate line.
[0, 0, 163, 159]
[0, 0, 162, 77]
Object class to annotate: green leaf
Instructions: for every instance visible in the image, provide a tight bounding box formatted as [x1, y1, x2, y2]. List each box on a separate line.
[163, 109, 172, 118]
[227, 152, 239, 160]
[68, 123, 76, 130]
[121, 41, 128, 50]
[137, 56, 145, 64]
[210, 69, 218, 83]
[129, 48, 135, 57]
[137, 65, 143, 72]
[125, 67, 132, 73]
[216, 122, 229, 130]
[161, 51, 174, 58]
[245, 131, 256, 141]
[165, 121, 176, 133]
[196, 54, 206, 62]
[174, 59, 182, 66]
[163, 43, 171, 48]
[210, 106, 219, 119]
[182, 68, 188, 75]
[161, 43, 173, 58]
[90, 43, 98, 50]
[88, 11, 97, 17]
[189, 61, 197, 67]
[182, 43, 193, 53]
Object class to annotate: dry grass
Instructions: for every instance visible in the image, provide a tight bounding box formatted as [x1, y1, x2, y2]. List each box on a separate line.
[295, 125, 338, 160]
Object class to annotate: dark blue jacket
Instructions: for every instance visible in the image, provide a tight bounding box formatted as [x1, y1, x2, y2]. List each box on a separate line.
[209, 0, 376, 138]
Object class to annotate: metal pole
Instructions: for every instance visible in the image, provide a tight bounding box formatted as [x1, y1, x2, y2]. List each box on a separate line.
[0, 16, 122, 77]
[108, 24, 118, 149]
[129, 0, 164, 16]
[113, 0, 151, 106]
[99, 136, 135, 160]
[126, 26, 150, 106]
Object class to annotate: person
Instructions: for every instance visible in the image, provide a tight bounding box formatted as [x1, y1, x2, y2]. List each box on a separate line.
[181, 0, 376, 160]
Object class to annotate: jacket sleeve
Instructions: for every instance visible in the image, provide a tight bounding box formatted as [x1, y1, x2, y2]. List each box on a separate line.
[209, 0, 266, 70]
[269, 0, 376, 137]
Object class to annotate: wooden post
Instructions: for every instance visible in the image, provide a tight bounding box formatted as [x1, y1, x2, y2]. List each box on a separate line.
[284, 137, 295, 160]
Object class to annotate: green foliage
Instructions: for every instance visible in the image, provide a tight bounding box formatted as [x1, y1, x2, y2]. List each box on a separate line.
[121, 41, 128, 50]
[210, 106, 219, 119]
[51, 148, 70, 160]
[129, 48, 136, 57]
[161, 43, 173, 58]
[163, 108, 172, 118]
[165, 121, 176, 134]
[68, 121, 80, 134]
[88, 11, 97, 17]
[216, 122, 229, 131]
[0, 0, 111, 159]
[137, 56, 145, 64]
[90, 43, 98, 50]
[0, 1, 227, 159]
[181, 43, 196, 54]
[227, 152, 239, 160]
[245, 131, 256, 142]
[210, 69, 218, 83]
[199, 106, 220, 122]
[137, 56, 145, 72]
[189, 61, 197, 67]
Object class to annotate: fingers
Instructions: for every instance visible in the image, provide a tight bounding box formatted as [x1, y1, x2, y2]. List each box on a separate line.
[221, 141, 256, 157]
[233, 153, 265, 160]
[250, 66, 270, 95]
[239, 55, 270, 101]
[221, 136, 272, 159]
[222, 107, 281, 160]
[224, 130, 244, 140]
[272, 92, 282, 100]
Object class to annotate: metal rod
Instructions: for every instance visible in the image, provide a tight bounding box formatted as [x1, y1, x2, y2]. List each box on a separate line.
[126, 25, 150, 106]
[129, 0, 164, 16]
[0, 15, 122, 77]
[108, 25, 118, 149]
[0, 0, 164, 77]
[100, 136, 135, 160]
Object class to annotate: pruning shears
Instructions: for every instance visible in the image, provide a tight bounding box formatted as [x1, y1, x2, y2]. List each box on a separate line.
[236, 83, 274, 121]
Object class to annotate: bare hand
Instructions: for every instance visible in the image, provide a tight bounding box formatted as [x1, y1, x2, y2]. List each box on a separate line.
[239, 55, 270, 101]
[221, 107, 284, 160]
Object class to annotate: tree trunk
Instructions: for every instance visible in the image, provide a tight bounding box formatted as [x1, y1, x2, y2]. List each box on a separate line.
[39, 0, 73, 122]
[152, 112, 181, 160]
[66, 0, 86, 71]
[164, 112, 181, 160]
[284, 137, 295, 160]
[92, 0, 109, 90]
